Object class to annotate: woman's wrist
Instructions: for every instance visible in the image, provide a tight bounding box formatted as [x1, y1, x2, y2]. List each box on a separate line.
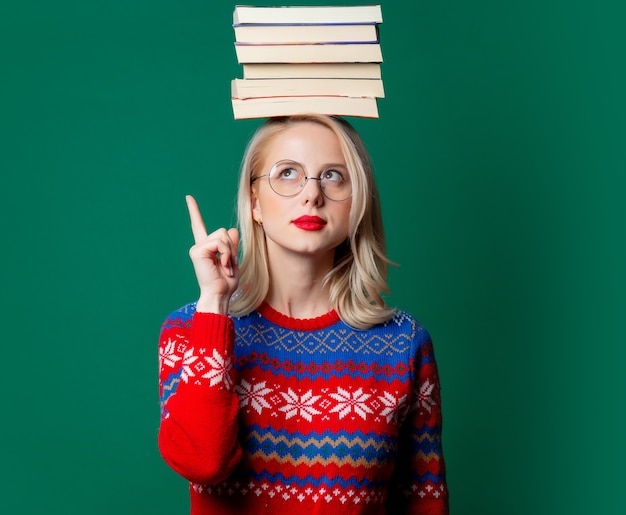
[196, 295, 230, 315]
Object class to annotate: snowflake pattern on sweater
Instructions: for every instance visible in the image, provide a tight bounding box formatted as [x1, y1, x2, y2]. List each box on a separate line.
[158, 302, 448, 515]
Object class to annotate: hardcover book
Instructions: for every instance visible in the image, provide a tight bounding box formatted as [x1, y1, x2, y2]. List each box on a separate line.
[231, 96, 379, 119]
[233, 5, 383, 25]
[234, 42, 383, 64]
[231, 78, 384, 99]
[233, 22, 379, 44]
[242, 62, 382, 79]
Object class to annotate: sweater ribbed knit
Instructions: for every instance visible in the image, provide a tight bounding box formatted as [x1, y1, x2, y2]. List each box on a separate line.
[158, 302, 448, 514]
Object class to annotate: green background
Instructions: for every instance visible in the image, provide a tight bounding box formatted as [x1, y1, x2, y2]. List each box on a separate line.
[1, 1, 624, 513]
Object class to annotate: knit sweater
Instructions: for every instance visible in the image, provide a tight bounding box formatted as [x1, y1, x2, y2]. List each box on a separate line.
[158, 302, 448, 514]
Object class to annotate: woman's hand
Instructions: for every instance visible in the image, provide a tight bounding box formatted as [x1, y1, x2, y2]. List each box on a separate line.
[186, 195, 239, 314]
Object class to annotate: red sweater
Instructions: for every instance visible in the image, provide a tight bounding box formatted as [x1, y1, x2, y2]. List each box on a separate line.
[158, 303, 448, 514]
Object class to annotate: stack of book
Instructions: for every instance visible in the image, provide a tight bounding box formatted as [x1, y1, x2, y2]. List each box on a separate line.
[230, 5, 384, 119]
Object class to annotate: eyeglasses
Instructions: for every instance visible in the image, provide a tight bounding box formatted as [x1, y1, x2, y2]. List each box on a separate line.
[251, 160, 352, 201]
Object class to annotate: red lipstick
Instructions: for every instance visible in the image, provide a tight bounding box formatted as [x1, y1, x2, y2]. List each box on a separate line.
[293, 215, 327, 231]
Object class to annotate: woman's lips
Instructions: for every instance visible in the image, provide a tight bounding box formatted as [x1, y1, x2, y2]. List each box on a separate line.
[292, 215, 327, 231]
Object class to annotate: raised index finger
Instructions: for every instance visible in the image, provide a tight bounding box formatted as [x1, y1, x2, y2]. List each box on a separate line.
[185, 195, 208, 243]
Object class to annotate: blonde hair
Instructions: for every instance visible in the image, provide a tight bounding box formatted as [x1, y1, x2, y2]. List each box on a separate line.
[229, 114, 395, 329]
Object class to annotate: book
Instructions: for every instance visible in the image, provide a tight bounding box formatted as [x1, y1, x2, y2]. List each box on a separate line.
[242, 62, 382, 79]
[233, 5, 383, 25]
[232, 78, 384, 99]
[235, 42, 383, 64]
[231, 96, 379, 119]
[233, 22, 379, 44]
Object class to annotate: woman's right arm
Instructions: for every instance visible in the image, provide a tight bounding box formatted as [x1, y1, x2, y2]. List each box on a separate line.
[157, 195, 242, 484]
[158, 308, 241, 485]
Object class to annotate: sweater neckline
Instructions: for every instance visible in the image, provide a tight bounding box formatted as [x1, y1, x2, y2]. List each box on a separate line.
[256, 301, 340, 331]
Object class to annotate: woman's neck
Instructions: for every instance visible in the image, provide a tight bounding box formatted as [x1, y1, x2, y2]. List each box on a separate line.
[265, 251, 335, 319]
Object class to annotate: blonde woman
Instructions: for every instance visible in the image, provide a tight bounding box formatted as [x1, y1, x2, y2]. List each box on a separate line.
[158, 114, 448, 514]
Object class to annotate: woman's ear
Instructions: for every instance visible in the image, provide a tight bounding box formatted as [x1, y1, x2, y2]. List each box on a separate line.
[251, 187, 262, 225]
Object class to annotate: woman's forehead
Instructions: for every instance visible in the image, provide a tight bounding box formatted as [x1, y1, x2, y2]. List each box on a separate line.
[262, 122, 345, 165]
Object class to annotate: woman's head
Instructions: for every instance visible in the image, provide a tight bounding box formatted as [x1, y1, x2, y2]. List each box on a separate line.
[249, 119, 352, 264]
[230, 114, 394, 328]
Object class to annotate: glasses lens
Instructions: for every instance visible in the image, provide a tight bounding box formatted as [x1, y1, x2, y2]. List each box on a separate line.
[268, 161, 306, 197]
[319, 167, 351, 201]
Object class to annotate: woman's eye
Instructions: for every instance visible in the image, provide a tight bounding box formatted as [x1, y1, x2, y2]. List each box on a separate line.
[321, 169, 344, 182]
[277, 167, 299, 179]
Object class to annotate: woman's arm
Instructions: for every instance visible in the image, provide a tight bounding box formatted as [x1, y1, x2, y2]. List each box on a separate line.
[158, 308, 242, 484]
[387, 329, 449, 515]
[157, 194, 243, 483]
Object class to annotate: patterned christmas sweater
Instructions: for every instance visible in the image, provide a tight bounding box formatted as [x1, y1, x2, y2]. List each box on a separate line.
[158, 302, 448, 514]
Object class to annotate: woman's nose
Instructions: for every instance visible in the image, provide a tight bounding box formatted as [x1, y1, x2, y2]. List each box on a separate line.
[301, 177, 325, 203]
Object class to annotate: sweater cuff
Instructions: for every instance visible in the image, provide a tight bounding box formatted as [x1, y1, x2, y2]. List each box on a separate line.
[190, 312, 235, 356]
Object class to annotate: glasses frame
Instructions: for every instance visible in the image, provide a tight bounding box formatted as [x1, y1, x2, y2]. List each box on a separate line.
[251, 160, 352, 201]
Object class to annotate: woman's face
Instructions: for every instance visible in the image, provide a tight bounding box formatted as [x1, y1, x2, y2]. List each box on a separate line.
[251, 121, 352, 262]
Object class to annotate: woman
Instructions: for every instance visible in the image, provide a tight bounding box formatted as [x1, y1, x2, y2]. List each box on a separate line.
[158, 114, 448, 514]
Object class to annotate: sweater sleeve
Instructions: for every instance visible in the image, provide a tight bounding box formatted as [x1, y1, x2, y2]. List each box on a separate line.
[386, 327, 449, 515]
[157, 308, 242, 485]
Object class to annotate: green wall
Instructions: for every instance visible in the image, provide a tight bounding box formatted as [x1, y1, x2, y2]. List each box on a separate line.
[2, 1, 624, 513]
